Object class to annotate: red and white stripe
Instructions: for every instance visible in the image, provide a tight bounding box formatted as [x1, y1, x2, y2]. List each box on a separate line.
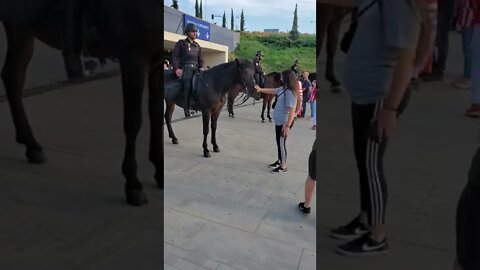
[456, 0, 479, 28]
[457, 0, 475, 28]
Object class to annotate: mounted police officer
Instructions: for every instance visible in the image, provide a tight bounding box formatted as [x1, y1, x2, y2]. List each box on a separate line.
[291, 59, 300, 77]
[253, 50, 265, 87]
[172, 23, 205, 118]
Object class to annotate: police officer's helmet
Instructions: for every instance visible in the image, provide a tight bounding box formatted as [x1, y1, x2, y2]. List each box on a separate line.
[184, 23, 198, 34]
[256, 50, 264, 58]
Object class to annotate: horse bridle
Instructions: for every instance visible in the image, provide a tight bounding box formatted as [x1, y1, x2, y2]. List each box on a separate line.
[235, 65, 256, 106]
[235, 59, 255, 99]
[197, 61, 256, 107]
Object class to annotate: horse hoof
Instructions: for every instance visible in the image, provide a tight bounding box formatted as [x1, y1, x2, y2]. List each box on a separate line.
[213, 147, 220, 153]
[172, 138, 178, 144]
[125, 188, 149, 206]
[268, 119, 272, 122]
[262, 119, 265, 123]
[26, 150, 48, 164]
[204, 151, 211, 158]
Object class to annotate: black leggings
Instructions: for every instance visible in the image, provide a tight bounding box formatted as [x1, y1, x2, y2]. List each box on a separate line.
[275, 125, 288, 166]
[352, 102, 388, 226]
[308, 144, 316, 180]
[351, 88, 411, 226]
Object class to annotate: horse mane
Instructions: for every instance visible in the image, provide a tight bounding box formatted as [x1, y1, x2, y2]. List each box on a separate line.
[208, 60, 236, 72]
[266, 71, 282, 82]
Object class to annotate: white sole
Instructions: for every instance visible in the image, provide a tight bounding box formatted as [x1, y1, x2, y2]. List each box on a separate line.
[329, 232, 365, 241]
[335, 248, 389, 257]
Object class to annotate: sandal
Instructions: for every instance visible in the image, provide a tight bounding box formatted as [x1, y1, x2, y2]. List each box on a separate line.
[453, 79, 471, 89]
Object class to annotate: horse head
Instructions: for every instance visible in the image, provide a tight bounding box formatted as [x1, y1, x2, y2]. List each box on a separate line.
[265, 72, 283, 88]
[234, 58, 258, 99]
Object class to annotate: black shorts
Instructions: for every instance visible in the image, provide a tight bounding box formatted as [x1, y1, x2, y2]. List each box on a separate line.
[308, 147, 316, 181]
[456, 185, 480, 270]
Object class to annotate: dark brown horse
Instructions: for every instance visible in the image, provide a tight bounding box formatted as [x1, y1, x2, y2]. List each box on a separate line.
[258, 72, 282, 123]
[164, 59, 257, 157]
[317, 1, 353, 92]
[1, 0, 163, 206]
[227, 72, 282, 122]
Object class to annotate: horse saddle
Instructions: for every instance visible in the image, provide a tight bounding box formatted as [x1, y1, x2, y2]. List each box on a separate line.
[164, 70, 182, 101]
[164, 70, 201, 104]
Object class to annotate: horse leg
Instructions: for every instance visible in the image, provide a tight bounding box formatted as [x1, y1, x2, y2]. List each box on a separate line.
[267, 96, 273, 122]
[120, 54, 148, 206]
[326, 9, 343, 92]
[202, 110, 211, 157]
[211, 109, 221, 153]
[148, 63, 163, 189]
[227, 94, 234, 118]
[261, 96, 266, 123]
[164, 101, 178, 144]
[1, 24, 46, 163]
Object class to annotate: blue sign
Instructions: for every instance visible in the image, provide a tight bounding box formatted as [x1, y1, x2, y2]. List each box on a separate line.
[184, 14, 211, 41]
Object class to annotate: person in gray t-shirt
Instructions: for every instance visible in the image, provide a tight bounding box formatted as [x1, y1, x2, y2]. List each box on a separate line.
[331, 0, 423, 257]
[255, 69, 298, 173]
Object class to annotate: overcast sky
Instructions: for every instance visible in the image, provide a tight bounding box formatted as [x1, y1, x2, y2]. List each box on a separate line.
[171, 0, 316, 34]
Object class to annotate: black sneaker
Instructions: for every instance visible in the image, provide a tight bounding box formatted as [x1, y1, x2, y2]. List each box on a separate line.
[268, 161, 280, 168]
[336, 233, 389, 256]
[298, 202, 310, 214]
[330, 216, 368, 240]
[270, 166, 287, 173]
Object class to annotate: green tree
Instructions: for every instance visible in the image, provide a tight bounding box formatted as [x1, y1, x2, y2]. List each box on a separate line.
[171, 0, 178, 10]
[240, 9, 245, 31]
[230, 9, 234, 31]
[222, 11, 227, 28]
[199, 0, 203, 19]
[289, 4, 299, 40]
[195, 0, 199, 18]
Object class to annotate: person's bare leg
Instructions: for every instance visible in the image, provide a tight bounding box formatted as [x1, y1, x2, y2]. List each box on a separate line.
[304, 175, 316, 208]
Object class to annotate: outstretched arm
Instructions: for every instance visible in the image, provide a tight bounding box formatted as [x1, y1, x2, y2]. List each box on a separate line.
[254, 85, 277, 95]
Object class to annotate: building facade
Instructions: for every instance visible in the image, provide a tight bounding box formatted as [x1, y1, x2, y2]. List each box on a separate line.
[164, 6, 240, 67]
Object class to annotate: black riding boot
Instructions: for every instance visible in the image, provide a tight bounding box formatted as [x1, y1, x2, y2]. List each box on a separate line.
[63, 52, 84, 79]
[253, 73, 262, 100]
[63, 0, 84, 79]
[184, 93, 191, 118]
[182, 76, 192, 118]
[182, 67, 196, 118]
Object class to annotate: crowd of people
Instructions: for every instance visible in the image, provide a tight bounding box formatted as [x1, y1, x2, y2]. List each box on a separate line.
[313, 0, 479, 267]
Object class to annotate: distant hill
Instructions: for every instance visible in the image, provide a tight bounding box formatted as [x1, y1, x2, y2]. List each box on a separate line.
[231, 32, 315, 74]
